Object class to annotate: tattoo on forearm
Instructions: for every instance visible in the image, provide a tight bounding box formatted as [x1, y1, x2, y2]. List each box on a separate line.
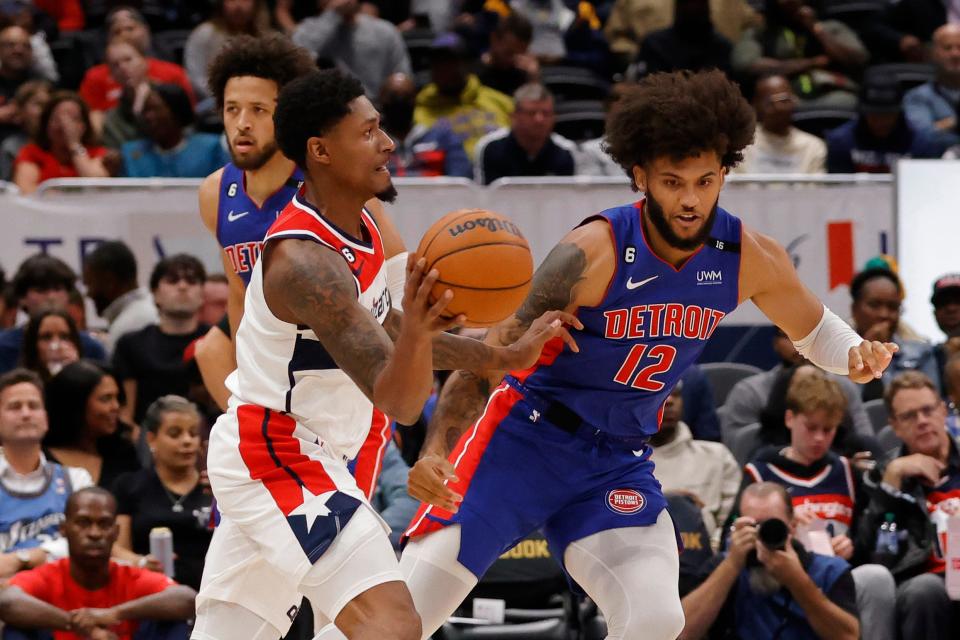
[428, 370, 491, 454]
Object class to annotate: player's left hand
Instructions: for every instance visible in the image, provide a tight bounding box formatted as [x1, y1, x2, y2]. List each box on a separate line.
[408, 454, 462, 513]
[501, 310, 583, 370]
[848, 340, 898, 384]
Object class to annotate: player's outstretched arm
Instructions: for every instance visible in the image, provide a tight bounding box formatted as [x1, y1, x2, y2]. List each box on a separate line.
[743, 228, 897, 384]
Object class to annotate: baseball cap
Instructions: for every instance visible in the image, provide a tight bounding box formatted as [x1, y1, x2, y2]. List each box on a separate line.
[932, 273, 960, 307]
[430, 32, 468, 58]
[859, 73, 902, 114]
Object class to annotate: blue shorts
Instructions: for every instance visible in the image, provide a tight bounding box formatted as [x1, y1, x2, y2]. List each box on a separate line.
[403, 380, 669, 579]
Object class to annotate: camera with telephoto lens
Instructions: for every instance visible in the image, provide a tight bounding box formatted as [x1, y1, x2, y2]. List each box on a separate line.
[745, 518, 790, 566]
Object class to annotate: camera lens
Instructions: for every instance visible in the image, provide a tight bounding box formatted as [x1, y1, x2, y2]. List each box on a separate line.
[758, 518, 789, 551]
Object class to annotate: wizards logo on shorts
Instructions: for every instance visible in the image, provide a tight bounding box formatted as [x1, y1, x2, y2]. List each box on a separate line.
[606, 489, 646, 514]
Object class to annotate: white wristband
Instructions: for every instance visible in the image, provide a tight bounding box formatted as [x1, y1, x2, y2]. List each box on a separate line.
[791, 305, 863, 375]
[385, 251, 408, 308]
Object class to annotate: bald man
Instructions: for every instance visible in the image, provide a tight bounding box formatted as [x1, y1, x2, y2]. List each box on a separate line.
[903, 24, 960, 150]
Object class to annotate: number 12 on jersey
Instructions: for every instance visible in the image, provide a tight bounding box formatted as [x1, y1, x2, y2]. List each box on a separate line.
[612, 344, 677, 391]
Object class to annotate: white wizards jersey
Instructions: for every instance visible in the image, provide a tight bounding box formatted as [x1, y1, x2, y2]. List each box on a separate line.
[226, 191, 391, 460]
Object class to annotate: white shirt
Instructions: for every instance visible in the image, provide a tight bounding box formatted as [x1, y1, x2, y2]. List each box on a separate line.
[734, 125, 827, 175]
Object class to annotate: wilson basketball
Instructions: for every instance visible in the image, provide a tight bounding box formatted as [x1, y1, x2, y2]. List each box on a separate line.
[416, 209, 533, 327]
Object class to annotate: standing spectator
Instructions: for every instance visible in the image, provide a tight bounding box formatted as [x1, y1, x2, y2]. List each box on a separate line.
[414, 32, 513, 158]
[0, 487, 196, 640]
[640, 0, 733, 75]
[0, 369, 92, 579]
[44, 360, 140, 489]
[184, 0, 272, 103]
[827, 72, 942, 173]
[477, 12, 539, 98]
[292, 0, 411, 99]
[475, 82, 576, 184]
[734, 74, 826, 174]
[120, 83, 228, 178]
[12, 91, 110, 195]
[20, 309, 81, 382]
[0, 25, 43, 143]
[0, 79, 50, 180]
[930, 274, 960, 390]
[113, 255, 208, 426]
[200, 274, 228, 327]
[379, 72, 472, 178]
[114, 397, 212, 591]
[82, 241, 158, 356]
[903, 24, 960, 153]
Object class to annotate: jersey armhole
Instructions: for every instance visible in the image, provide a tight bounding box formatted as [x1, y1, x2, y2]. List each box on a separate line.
[214, 168, 228, 246]
[575, 213, 620, 312]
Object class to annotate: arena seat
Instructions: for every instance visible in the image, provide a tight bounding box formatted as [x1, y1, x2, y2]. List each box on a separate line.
[729, 422, 762, 466]
[540, 66, 611, 101]
[791, 106, 858, 138]
[863, 398, 889, 434]
[553, 100, 606, 142]
[403, 29, 437, 72]
[865, 63, 937, 94]
[700, 362, 763, 407]
[876, 424, 903, 457]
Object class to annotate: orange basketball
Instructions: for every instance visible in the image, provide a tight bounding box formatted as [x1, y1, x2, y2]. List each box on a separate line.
[416, 209, 533, 327]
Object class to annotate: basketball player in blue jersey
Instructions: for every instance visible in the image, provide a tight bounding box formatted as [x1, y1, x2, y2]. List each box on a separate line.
[398, 70, 900, 639]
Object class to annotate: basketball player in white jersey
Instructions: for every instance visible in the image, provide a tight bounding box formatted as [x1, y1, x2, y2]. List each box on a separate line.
[191, 69, 578, 640]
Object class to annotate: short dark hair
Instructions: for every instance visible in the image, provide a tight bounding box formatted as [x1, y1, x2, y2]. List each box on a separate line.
[105, 6, 147, 31]
[604, 70, 755, 183]
[850, 267, 902, 303]
[149, 253, 206, 291]
[150, 82, 194, 129]
[0, 368, 43, 397]
[495, 12, 533, 43]
[12, 254, 76, 301]
[85, 241, 137, 284]
[36, 91, 97, 150]
[20, 309, 81, 378]
[65, 486, 117, 518]
[274, 69, 366, 168]
[207, 33, 317, 110]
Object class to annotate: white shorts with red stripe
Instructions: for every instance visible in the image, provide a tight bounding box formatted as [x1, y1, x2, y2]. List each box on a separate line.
[196, 404, 401, 633]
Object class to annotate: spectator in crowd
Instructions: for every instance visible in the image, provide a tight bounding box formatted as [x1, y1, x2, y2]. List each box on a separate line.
[82, 241, 158, 355]
[0, 25, 44, 143]
[113, 397, 212, 591]
[0, 3, 61, 84]
[475, 82, 576, 184]
[507, 0, 608, 70]
[0, 79, 50, 180]
[649, 382, 740, 547]
[0, 369, 93, 579]
[478, 12, 539, 98]
[44, 360, 140, 489]
[12, 91, 111, 195]
[121, 84, 228, 178]
[293, 0, 411, 99]
[904, 25, 960, 156]
[576, 80, 630, 177]
[734, 75, 826, 174]
[184, 0, 272, 103]
[31, 0, 84, 32]
[681, 482, 860, 640]
[849, 268, 940, 401]
[944, 351, 960, 439]
[415, 32, 513, 158]
[931, 274, 960, 387]
[0, 487, 196, 640]
[732, 0, 867, 109]
[20, 309, 81, 382]
[0, 254, 106, 373]
[855, 372, 960, 640]
[79, 7, 195, 130]
[370, 440, 420, 549]
[113, 255, 208, 427]
[827, 72, 942, 173]
[862, 0, 946, 63]
[640, 0, 732, 75]
[379, 72, 472, 178]
[99, 40, 154, 150]
[200, 274, 228, 327]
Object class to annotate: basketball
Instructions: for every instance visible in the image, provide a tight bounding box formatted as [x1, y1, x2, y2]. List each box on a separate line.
[416, 209, 534, 327]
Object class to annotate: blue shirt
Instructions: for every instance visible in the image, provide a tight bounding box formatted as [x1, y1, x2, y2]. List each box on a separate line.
[122, 133, 229, 178]
[825, 116, 943, 173]
[387, 122, 472, 179]
[903, 82, 960, 151]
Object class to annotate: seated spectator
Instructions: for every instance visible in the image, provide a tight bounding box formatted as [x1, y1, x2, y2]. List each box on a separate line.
[640, 0, 732, 75]
[732, 0, 867, 109]
[44, 360, 140, 489]
[415, 32, 513, 158]
[681, 482, 860, 640]
[649, 382, 740, 547]
[849, 268, 940, 401]
[199, 274, 228, 327]
[0, 79, 50, 180]
[734, 75, 826, 174]
[0, 25, 46, 143]
[113, 397, 212, 591]
[12, 91, 110, 195]
[930, 274, 960, 391]
[862, 0, 945, 63]
[576, 80, 630, 177]
[0, 369, 92, 579]
[184, 0, 272, 102]
[99, 40, 154, 150]
[478, 12, 539, 98]
[0, 254, 106, 373]
[121, 84, 228, 178]
[475, 82, 576, 184]
[0, 4, 61, 84]
[508, 0, 608, 71]
[904, 24, 960, 152]
[855, 372, 960, 640]
[293, 0, 411, 99]
[827, 72, 942, 173]
[82, 241, 158, 356]
[20, 309, 81, 381]
[113, 255, 209, 427]
[370, 440, 420, 549]
[0, 487, 196, 640]
[379, 73, 472, 178]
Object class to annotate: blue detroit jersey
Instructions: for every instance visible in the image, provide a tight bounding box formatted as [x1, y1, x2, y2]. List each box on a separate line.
[517, 200, 742, 439]
[216, 163, 303, 286]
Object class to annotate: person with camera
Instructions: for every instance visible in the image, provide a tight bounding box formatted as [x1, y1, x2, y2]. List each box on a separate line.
[680, 482, 860, 640]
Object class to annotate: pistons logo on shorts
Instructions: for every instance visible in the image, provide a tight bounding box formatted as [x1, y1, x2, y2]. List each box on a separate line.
[606, 489, 646, 515]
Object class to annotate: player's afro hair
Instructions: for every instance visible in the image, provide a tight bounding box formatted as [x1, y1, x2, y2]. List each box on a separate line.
[274, 69, 366, 169]
[604, 70, 756, 185]
[207, 34, 316, 109]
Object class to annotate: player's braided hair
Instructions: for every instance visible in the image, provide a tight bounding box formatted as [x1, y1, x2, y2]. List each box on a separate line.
[207, 33, 316, 110]
[604, 70, 756, 186]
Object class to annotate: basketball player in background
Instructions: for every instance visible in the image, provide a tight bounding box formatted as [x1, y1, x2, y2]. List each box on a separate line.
[192, 69, 578, 640]
[400, 70, 897, 640]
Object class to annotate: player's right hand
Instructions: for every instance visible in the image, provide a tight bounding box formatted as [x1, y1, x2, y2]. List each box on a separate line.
[402, 255, 465, 336]
[501, 310, 583, 370]
[408, 454, 463, 513]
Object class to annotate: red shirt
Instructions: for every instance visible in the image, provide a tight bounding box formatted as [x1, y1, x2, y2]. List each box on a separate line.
[14, 143, 108, 185]
[9, 559, 175, 640]
[34, 0, 85, 31]
[79, 59, 195, 112]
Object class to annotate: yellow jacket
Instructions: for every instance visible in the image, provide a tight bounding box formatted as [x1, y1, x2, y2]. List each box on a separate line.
[414, 75, 514, 158]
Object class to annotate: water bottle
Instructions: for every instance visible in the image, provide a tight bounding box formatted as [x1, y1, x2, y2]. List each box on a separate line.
[149, 527, 175, 578]
[873, 512, 899, 567]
